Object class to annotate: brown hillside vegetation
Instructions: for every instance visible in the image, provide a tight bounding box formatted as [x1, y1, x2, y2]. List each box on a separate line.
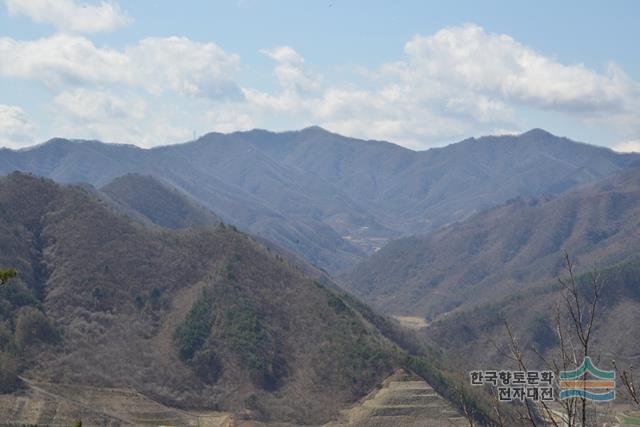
[101, 173, 222, 229]
[2, 128, 637, 274]
[0, 172, 489, 425]
[342, 164, 640, 319]
[96, 173, 331, 286]
[0, 172, 394, 423]
[422, 258, 640, 394]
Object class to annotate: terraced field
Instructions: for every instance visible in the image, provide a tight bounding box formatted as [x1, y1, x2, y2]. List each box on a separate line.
[0, 371, 468, 426]
[0, 378, 232, 426]
[325, 369, 467, 427]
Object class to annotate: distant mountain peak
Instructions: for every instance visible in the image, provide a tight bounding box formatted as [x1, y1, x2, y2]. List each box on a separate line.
[15, 137, 71, 152]
[520, 128, 555, 138]
[205, 126, 333, 139]
[229, 125, 336, 140]
[236, 128, 275, 136]
[28, 137, 142, 152]
[300, 125, 331, 133]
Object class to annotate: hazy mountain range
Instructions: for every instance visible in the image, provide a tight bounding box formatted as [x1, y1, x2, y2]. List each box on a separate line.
[1, 126, 639, 425]
[342, 163, 640, 319]
[1, 127, 637, 274]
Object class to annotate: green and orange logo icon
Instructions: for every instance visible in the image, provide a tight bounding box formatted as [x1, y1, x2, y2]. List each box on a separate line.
[559, 357, 615, 401]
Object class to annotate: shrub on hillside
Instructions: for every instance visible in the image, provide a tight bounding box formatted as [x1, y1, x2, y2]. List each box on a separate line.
[0, 281, 38, 314]
[213, 278, 286, 391]
[0, 269, 17, 285]
[526, 313, 558, 352]
[0, 351, 19, 393]
[191, 349, 222, 384]
[0, 323, 14, 352]
[174, 291, 213, 360]
[174, 274, 288, 390]
[14, 307, 58, 351]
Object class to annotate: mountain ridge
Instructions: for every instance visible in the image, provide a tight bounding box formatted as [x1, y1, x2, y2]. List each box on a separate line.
[341, 163, 640, 318]
[100, 173, 222, 229]
[0, 172, 396, 423]
[0, 171, 503, 425]
[10, 126, 614, 153]
[1, 127, 637, 274]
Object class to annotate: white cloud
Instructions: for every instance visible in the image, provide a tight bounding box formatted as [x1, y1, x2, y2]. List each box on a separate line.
[1, 24, 638, 149]
[51, 88, 192, 147]
[263, 46, 304, 65]
[400, 24, 636, 113]
[5, 0, 132, 33]
[246, 45, 516, 146]
[0, 105, 36, 148]
[52, 88, 145, 143]
[612, 140, 640, 153]
[261, 46, 320, 93]
[444, 95, 513, 123]
[0, 34, 242, 99]
[205, 110, 254, 134]
[54, 88, 146, 123]
[244, 25, 639, 148]
[128, 37, 242, 99]
[0, 34, 131, 88]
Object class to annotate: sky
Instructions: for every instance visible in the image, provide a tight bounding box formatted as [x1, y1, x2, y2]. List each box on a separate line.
[0, 0, 639, 151]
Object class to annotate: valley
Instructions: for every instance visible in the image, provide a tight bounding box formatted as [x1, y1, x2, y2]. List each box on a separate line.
[1, 128, 640, 426]
[342, 163, 640, 319]
[1, 128, 636, 275]
[2, 2, 639, 425]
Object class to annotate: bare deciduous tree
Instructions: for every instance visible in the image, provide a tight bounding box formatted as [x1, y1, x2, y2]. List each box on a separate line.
[613, 360, 640, 406]
[556, 251, 605, 426]
[454, 378, 477, 427]
[499, 251, 606, 427]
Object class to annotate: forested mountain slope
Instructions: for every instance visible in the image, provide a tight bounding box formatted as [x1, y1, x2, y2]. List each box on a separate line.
[1, 127, 635, 273]
[342, 164, 640, 318]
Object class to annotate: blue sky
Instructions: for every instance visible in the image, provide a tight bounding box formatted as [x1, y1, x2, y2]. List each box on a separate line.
[0, 0, 638, 151]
